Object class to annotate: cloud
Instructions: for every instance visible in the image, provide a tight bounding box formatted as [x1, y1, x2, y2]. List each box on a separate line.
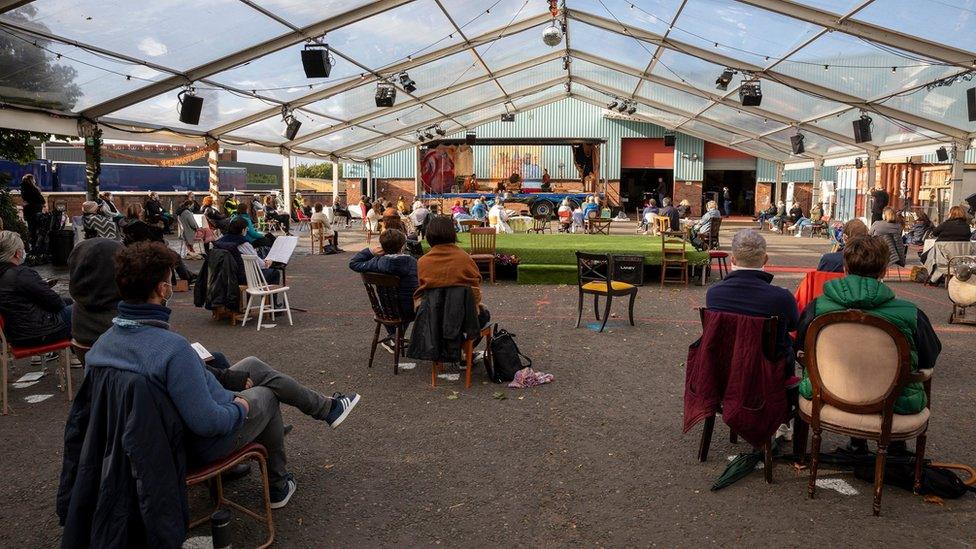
[138, 37, 168, 57]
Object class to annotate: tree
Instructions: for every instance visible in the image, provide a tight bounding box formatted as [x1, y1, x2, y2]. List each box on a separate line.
[0, 128, 56, 239]
[296, 162, 341, 179]
[0, 5, 82, 111]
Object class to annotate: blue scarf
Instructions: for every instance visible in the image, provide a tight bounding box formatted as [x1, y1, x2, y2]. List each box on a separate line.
[114, 301, 171, 330]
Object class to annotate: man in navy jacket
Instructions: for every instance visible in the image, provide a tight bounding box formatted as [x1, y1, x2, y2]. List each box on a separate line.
[705, 229, 799, 368]
[349, 229, 418, 353]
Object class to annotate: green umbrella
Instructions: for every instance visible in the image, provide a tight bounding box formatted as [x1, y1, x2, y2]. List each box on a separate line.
[710, 439, 782, 491]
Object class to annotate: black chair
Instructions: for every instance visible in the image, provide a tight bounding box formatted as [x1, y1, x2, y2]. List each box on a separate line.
[881, 233, 906, 282]
[701, 217, 723, 250]
[361, 273, 409, 374]
[575, 252, 639, 332]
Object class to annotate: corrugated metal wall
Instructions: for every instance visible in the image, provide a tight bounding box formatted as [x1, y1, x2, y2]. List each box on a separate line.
[757, 158, 777, 182]
[756, 159, 838, 183]
[674, 133, 704, 181]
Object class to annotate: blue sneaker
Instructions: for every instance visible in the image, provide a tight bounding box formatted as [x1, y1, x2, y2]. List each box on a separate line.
[325, 393, 361, 429]
[269, 473, 296, 509]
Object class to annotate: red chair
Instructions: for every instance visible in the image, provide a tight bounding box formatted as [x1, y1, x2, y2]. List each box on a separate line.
[0, 315, 73, 415]
[186, 443, 275, 548]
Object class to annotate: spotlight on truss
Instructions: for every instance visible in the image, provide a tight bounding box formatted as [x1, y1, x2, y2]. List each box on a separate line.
[715, 69, 734, 91]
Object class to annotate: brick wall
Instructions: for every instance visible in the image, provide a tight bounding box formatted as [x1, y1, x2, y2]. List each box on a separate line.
[793, 183, 813, 216]
[754, 182, 772, 215]
[673, 181, 703, 216]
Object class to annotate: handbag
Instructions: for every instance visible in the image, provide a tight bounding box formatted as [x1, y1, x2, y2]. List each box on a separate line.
[487, 325, 531, 383]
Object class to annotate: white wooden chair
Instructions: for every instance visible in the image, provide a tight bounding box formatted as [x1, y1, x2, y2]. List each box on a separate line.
[240, 254, 293, 331]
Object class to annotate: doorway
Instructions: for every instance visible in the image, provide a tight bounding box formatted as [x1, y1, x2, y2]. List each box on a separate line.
[621, 169, 673, 212]
[703, 170, 756, 215]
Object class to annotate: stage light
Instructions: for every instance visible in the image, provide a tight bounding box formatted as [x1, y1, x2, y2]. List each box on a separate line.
[375, 82, 397, 107]
[465, 131, 476, 144]
[715, 69, 734, 91]
[852, 113, 872, 143]
[435, 126, 446, 136]
[790, 133, 805, 155]
[616, 102, 628, 113]
[936, 146, 949, 162]
[739, 78, 762, 106]
[282, 109, 302, 140]
[178, 86, 203, 125]
[424, 130, 434, 140]
[626, 103, 637, 115]
[563, 55, 571, 71]
[301, 43, 334, 78]
[500, 113, 516, 122]
[607, 100, 619, 111]
[855, 157, 863, 169]
[417, 133, 426, 143]
[664, 132, 675, 147]
[399, 72, 417, 93]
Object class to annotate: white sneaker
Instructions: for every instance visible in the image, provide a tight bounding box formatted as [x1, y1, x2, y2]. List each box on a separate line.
[70, 355, 83, 368]
[30, 352, 59, 366]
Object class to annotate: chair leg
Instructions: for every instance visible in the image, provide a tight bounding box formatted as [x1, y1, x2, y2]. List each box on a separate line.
[593, 295, 600, 321]
[808, 428, 822, 498]
[763, 440, 773, 483]
[431, 362, 439, 387]
[873, 442, 888, 516]
[627, 292, 636, 326]
[1, 351, 8, 415]
[489, 260, 495, 284]
[575, 290, 584, 328]
[464, 340, 474, 389]
[241, 295, 254, 327]
[367, 322, 381, 369]
[793, 418, 809, 464]
[282, 291, 293, 326]
[913, 432, 927, 495]
[256, 297, 266, 331]
[730, 431, 738, 444]
[660, 264, 665, 287]
[698, 415, 715, 462]
[63, 348, 73, 401]
[599, 295, 612, 333]
[256, 453, 276, 549]
[393, 325, 403, 376]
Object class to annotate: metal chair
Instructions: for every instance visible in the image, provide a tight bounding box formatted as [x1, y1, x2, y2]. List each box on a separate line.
[796, 310, 933, 516]
[529, 215, 552, 234]
[660, 232, 689, 286]
[574, 252, 638, 332]
[585, 210, 611, 235]
[361, 272, 409, 375]
[469, 227, 497, 283]
[0, 315, 73, 415]
[240, 255, 293, 331]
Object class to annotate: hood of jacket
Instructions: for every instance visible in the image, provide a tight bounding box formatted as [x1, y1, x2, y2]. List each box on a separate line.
[821, 274, 895, 310]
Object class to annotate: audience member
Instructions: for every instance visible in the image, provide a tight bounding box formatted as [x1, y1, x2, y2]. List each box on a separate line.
[333, 198, 352, 227]
[19, 174, 46, 254]
[68, 237, 124, 350]
[905, 212, 933, 246]
[809, 203, 823, 223]
[676, 199, 691, 219]
[202, 195, 230, 232]
[788, 203, 803, 224]
[263, 195, 292, 235]
[770, 201, 787, 232]
[557, 198, 573, 232]
[658, 197, 680, 233]
[705, 229, 799, 367]
[796, 236, 941, 454]
[488, 199, 512, 234]
[96, 191, 124, 220]
[310, 203, 341, 252]
[755, 202, 776, 229]
[397, 196, 407, 215]
[817, 218, 868, 272]
[870, 182, 889, 224]
[470, 197, 488, 221]
[691, 200, 722, 250]
[415, 216, 491, 329]
[349, 229, 418, 353]
[84, 241, 361, 508]
[176, 200, 216, 258]
[119, 203, 163, 246]
[81, 201, 120, 240]
[234, 202, 275, 248]
[185, 191, 200, 214]
[869, 207, 903, 239]
[931, 206, 972, 242]
[582, 196, 600, 219]
[214, 218, 283, 286]
[144, 191, 173, 233]
[223, 195, 239, 216]
[292, 192, 311, 218]
[365, 202, 383, 244]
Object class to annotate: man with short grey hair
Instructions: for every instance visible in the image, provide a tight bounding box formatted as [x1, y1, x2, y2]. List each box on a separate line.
[705, 229, 799, 366]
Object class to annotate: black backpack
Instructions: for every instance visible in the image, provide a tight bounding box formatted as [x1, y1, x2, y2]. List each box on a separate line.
[854, 460, 975, 499]
[487, 326, 531, 383]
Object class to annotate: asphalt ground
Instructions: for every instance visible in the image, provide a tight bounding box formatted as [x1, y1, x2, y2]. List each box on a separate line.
[2, 222, 974, 548]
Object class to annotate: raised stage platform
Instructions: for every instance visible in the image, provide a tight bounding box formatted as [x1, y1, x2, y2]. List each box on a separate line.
[451, 233, 710, 285]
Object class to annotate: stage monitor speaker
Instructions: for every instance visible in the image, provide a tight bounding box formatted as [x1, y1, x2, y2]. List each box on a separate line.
[790, 134, 805, 155]
[302, 46, 332, 78]
[968, 87, 975, 122]
[852, 116, 872, 143]
[178, 92, 203, 125]
[663, 134, 676, 147]
[936, 146, 949, 162]
[612, 255, 645, 286]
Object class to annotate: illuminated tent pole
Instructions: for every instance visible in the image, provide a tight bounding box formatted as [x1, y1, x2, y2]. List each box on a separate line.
[207, 137, 220, 201]
[79, 121, 102, 201]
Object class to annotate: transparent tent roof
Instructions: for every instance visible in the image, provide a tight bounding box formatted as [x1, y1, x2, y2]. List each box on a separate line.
[1, 0, 973, 164]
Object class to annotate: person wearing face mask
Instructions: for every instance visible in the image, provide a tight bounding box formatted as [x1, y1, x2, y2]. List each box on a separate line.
[83, 241, 362, 509]
[0, 230, 77, 350]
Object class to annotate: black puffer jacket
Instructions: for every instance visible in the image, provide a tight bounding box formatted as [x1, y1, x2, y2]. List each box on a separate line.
[0, 262, 67, 345]
[194, 248, 240, 312]
[407, 286, 480, 362]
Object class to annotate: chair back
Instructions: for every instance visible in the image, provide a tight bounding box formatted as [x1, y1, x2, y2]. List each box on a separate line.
[882, 232, 906, 267]
[705, 217, 723, 249]
[310, 221, 325, 249]
[655, 216, 670, 233]
[469, 227, 496, 255]
[662, 232, 687, 260]
[532, 216, 550, 231]
[459, 219, 482, 232]
[576, 252, 613, 292]
[241, 254, 271, 290]
[699, 308, 778, 360]
[803, 310, 912, 415]
[361, 272, 404, 323]
[296, 209, 309, 221]
[586, 209, 598, 220]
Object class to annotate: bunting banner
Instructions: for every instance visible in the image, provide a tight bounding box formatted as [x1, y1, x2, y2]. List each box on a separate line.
[100, 142, 217, 167]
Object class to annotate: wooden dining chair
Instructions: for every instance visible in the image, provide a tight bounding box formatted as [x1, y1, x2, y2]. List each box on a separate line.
[309, 221, 324, 254]
[655, 216, 671, 235]
[361, 272, 409, 375]
[469, 227, 497, 283]
[660, 232, 689, 286]
[574, 252, 638, 332]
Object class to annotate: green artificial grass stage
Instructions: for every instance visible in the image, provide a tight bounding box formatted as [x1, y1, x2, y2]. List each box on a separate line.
[453, 233, 709, 266]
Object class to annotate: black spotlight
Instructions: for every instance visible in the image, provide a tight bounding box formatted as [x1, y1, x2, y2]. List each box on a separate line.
[500, 113, 515, 122]
[617, 102, 628, 113]
[435, 126, 446, 136]
[852, 114, 873, 143]
[465, 131, 476, 145]
[626, 104, 637, 115]
[790, 133, 805, 155]
[967, 87, 975, 122]
[178, 87, 203, 125]
[936, 146, 949, 162]
[424, 129, 434, 140]
[607, 100, 619, 111]
[283, 115, 302, 141]
[663, 132, 676, 147]
[399, 72, 417, 93]
[302, 43, 333, 78]
[739, 79, 762, 106]
[715, 69, 734, 91]
[375, 82, 397, 107]
[417, 133, 426, 143]
[855, 157, 864, 169]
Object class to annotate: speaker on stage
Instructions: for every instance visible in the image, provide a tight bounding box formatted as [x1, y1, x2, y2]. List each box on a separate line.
[302, 45, 333, 78]
[852, 115, 872, 143]
[663, 134, 676, 147]
[178, 90, 203, 125]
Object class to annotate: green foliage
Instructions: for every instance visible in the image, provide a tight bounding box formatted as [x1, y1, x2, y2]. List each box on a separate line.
[0, 5, 82, 111]
[0, 172, 28, 239]
[296, 162, 341, 179]
[0, 129, 52, 164]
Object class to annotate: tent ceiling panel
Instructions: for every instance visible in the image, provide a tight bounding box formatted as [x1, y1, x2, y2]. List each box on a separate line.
[880, 80, 976, 135]
[774, 31, 960, 101]
[671, 0, 824, 67]
[749, 77, 848, 122]
[634, 78, 713, 114]
[394, 49, 488, 95]
[567, 0, 681, 36]
[570, 58, 640, 92]
[474, 23, 560, 72]
[301, 81, 406, 123]
[426, 80, 504, 113]
[731, 139, 791, 162]
[341, 137, 412, 160]
[763, 126, 860, 157]
[300, 125, 384, 153]
[783, 0, 863, 15]
[248, 0, 374, 28]
[107, 86, 274, 133]
[575, 81, 688, 127]
[495, 58, 564, 91]
[453, 103, 511, 128]
[569, 21, 656, 70]
[227, 108, 342, 144]
[812, 107, 942, 148]
[849, 0, 976, 55]
[362, 105, 441, 135]
[441, 0, 548, 38]
[697, 103, 789, 136]
[2, 0, 291, 72]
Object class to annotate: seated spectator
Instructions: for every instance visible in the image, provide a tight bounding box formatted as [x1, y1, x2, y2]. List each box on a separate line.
[905, 212, 933, 246]
[292, 192, 311, 219]
[202, 195, 230, 232]
[0, 231, 80, 363]
[81, 200, 120, 241]
[96, 191, 123, 220]
[796, 236, 941, 454]
[348, 229, 418, 353]
[176, 200, 216, 258]
[332, 199, 352, 227]
[119, 203, 163, 246]
[642, 198, 659, 227]
[232, 202, 275, 249]
[809, 203, 823, 223]
[396, 196, 407, 215]
[931, 206, 973, 242]
[223, 195, 239, 217]
[769, 201, 787, 232]
[691, 200, 722, 250]
[143, 191, 173, 233]
[185, 191, 200, 214]
[451, 200, 466, 216]
[470, 197, 488, 221]
[310, 203, 341, 252]
[383, 201, 396, 217]
[582, 196, 600, 219]
[817, 219, 868, 272]
[676, 199, 691, 219]
[263, 195, 292, 235]
[84, 241, 361, 508]
[557, 198, 573, 232]
[705, 229, 799, 366]
[787, 215, 814, 237]
[755, 202, 777, 228]
[415, 215, 490, 330]
[869, 207, 903, 240]
[67, 237, 124, 350]
[214, 218, 283, 287]
[788, 204, 804, 224]
[488, 200, 513, 234]
[658, 197, 680, 233]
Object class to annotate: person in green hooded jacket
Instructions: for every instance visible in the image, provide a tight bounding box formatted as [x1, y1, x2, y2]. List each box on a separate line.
[796, 235, 941, 455]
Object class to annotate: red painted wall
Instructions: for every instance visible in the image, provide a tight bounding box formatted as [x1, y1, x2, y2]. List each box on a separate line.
[703, 142, 754, 160]
[621, 138, 674, 169]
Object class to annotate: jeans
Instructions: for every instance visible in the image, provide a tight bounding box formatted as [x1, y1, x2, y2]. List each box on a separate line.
[199, 357, 335, 490]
